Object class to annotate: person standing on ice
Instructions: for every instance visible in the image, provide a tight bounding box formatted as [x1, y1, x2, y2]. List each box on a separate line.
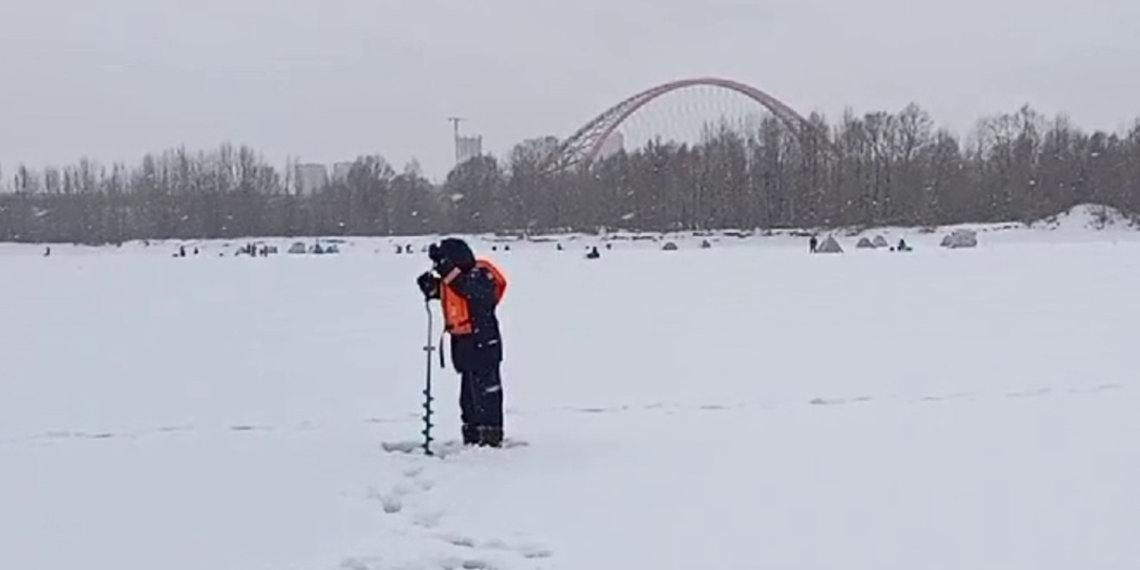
[416, 238, 509, 447]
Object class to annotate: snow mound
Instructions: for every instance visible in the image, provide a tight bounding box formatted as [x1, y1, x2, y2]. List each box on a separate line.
[1035, 204, 1135, 231]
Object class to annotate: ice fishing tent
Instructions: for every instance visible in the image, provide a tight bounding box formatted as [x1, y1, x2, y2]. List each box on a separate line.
[872, 235, 889, 248]
[662, 242, 679, 251]
[816, 235, 844, 253]
[856, 237, 876, 249]
[287, 242, 307, 254]
[941, 229, 978, 249]
[700, 239, 712, 249]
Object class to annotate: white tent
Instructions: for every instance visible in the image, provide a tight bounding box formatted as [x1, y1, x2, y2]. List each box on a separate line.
[941, 229, 978, 249]
[816, 235, 844, 253]
[856, 237, 876, 249]
[872, 235, 889, 248]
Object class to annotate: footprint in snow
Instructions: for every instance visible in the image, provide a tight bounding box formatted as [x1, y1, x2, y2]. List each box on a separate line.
[439, 557, 491, 570]
[810, 397, 846, 406]
[440, 534, 552, 560]
[1006, 387, 1051, 399]
[570, 403, 631, 414]
[379, 495, 403, 514]
[482, 538, 554, 560]
[508, 543, 553, 560]
[920, 392, 972, 403]
[385, 481, 416, 498]
[77, 432, 115, 439]
[1070, 383, 1123, 394]
[522, 548, 554, 560]
[443, 535, 477, 548]
[26, 430, 118, 444]
[364, 416, 402, 424]
[365, 487, 403, 514]
[811, 396, 872, 406]
[412, 509, 444, 528]
[339, 556, 382, 570]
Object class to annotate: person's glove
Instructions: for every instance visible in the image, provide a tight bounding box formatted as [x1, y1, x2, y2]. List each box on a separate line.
[416, 271, 441, 300]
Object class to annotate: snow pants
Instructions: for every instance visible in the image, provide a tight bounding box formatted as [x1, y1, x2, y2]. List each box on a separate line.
[459, 365, 504, 440]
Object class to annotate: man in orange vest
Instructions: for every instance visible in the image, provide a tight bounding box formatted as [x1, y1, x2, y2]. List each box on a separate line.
[416, 238, 508, 447]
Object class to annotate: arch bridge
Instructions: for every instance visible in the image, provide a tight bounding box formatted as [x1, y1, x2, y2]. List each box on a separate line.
[544, 77, 820, 173]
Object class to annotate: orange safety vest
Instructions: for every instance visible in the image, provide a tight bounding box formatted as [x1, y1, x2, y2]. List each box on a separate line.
[441, 259, 507, 335]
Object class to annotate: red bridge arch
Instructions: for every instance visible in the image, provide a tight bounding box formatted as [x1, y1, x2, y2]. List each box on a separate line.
[545, 77, 817, 172]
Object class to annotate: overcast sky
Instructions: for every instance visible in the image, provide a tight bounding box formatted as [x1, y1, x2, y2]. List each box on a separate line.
[1, 0, 1138, 180]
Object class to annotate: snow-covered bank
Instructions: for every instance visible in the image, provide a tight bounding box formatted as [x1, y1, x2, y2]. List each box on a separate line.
[2, 224, 1138, 569]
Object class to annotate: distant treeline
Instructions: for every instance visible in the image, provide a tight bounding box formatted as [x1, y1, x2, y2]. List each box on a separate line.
[2, 104, 1138, 243]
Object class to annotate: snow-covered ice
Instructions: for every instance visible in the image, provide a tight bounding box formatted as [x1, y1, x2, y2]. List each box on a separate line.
[2, 216, 1139, 569]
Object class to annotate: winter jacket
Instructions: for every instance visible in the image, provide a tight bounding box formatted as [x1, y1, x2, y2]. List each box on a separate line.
[441, 259, 507, 372]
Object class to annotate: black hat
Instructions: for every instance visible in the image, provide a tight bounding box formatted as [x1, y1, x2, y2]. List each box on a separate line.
[437, 238, 476, 271]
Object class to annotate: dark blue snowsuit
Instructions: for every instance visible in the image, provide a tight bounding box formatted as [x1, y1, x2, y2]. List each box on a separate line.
[445, 263, 505, 442]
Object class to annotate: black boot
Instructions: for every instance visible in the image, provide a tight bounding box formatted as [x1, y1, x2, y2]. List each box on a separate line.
[462, 424, 479, 445]
[478, 426, 503, 448]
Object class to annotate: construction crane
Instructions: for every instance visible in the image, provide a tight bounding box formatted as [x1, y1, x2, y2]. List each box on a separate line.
[447, 117, 466, 163]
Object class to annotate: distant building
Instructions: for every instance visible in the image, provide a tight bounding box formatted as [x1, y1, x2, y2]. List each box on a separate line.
[295, 164, 329, 195]
[331, 162, 354, 184]
[597, 131, 624, 159]
[456, 135, 483, 165]
[522, 136, 560, 162]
